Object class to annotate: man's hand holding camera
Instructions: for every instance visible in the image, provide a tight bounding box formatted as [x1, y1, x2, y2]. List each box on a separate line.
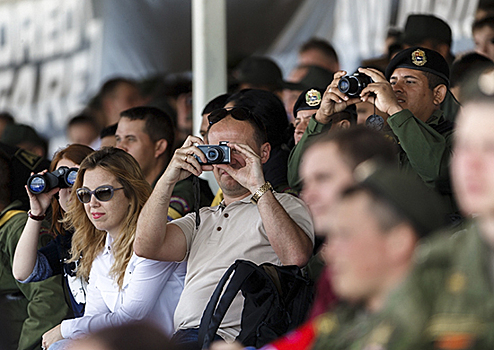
[316, 71, 361, 124]
[163, 135, 213, 185]
[215, 142, 266, 195]
[358, 67, 403, 118]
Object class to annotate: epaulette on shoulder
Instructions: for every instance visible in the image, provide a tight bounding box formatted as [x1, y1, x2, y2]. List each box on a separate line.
[414, 227, 467, 267]
[430, 119, 454, 134]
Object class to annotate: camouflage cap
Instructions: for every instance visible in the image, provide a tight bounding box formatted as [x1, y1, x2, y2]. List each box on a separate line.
[354, 161, 448, 237]
[385, 46, 450, 87]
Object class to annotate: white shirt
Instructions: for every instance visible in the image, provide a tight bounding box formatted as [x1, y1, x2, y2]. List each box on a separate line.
[60, 234, 186, 338]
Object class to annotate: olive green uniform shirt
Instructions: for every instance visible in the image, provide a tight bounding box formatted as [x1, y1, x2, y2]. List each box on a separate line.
[376, 220, 494, 349]
[287, 116, 332, 193]
[287, 109, 457, 212]
[0, 201, 69, 350]
[152, 173, 214, 221]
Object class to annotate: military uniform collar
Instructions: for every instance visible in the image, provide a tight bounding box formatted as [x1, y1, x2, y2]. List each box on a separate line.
[0, 200, 24, 218]
[424, 109, 445, 125]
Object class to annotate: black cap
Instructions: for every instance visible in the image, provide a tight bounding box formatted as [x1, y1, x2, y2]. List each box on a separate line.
[402, 14, 452, 47]
[233, 56, 284, 91]
[385, 47, 450, 87]
[1, 123, 46, 147]
[354, 161, 448, 237]
[293, 88, 324, 116]
[284, 66, 334, 91]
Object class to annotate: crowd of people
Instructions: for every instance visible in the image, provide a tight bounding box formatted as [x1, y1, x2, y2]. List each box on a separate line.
[2, 6, 494, 350]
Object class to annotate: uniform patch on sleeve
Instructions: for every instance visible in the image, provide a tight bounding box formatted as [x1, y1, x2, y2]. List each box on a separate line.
[169, 196, 190, 215]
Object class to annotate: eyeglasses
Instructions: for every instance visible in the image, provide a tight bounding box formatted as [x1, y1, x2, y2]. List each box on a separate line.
[208, 107, 266, 134]
[76, 185, 124, 204]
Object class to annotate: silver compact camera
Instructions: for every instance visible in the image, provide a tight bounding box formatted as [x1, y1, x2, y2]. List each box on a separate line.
[195, 141, 231, 165]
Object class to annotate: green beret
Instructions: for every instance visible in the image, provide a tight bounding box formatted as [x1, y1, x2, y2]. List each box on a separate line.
[402, 14, 452, 47]
[293, 87, 324, 116]
[385, 47, 450, 87]
[354, 162, 448, 237]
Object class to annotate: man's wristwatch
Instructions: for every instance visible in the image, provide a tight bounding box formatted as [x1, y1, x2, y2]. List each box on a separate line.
[250, 182, 273, 205]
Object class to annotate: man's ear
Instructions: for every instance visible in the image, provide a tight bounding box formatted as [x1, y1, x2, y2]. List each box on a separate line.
[386, 223, 418, 263]
[335, 119, 351, 129]
[154, 139, 168, 158]
[433, 84, 447, 105]
[259, 142, 271, 164]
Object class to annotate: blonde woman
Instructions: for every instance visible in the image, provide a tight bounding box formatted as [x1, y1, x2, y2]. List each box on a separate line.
[42, 147, 186, 349]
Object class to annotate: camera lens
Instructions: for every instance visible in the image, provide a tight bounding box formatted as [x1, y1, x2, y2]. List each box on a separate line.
[338, 79, 350, 93]
[338, 76, 360, 96]
[28, 176, 47, 193]
[207, 148, 220, 162]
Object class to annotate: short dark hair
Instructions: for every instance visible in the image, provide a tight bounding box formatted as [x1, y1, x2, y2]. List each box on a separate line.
[67, 113, 100, 130]
[120, 106, 175, 160]
[421, 71, 448, 90]
[226, 89, 288, 147]
[0, 112, 14, 124]
[100, 78, 139, 99]
[308, 125, 398, 170]
[451, 52, 494, 88]
[342, 185, 409, 233]
[202, 94, 231, 115]
[100, 123, 118, 139]
[299, 38, 339, 65]
[331, 105, 358, 126]
[472, 15, 494, 32]
[207, 107, 268, 148]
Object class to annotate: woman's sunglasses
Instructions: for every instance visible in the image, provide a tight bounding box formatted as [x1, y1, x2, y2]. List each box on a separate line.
[76, 185, 124, 204]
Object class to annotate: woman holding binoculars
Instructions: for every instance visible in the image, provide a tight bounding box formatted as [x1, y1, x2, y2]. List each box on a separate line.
[39, 147, 185, 350]
[13, 144, 94, 317]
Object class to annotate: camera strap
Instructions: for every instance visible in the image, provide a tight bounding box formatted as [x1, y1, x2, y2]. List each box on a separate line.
[192, 175, 201, 229]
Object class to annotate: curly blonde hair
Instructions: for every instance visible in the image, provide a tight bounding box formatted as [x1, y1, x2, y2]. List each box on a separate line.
[63, 147, 151, 289]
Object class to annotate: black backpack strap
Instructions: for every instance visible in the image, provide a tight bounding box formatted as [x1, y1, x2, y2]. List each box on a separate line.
[198, 260, 257, 349]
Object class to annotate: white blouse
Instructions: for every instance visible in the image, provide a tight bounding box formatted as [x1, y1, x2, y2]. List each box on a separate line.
[60, 234, 186, 338]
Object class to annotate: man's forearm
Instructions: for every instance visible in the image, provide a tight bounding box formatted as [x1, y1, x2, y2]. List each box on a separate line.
[256, 191, 312, 267]
[134, 177, 175, 259]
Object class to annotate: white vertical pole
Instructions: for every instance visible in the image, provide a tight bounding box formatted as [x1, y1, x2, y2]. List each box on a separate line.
[192, 0, 226, 193]
[192, 0, 227, 137]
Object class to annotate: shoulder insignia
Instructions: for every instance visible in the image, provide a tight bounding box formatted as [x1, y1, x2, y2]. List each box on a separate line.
[170, 196, 190, 214]
[14, 148, 43, 170]
[315, 313, 339, 335]
[427, 314, 481, 341]
[447, 272, 466, 294]
[431, 119, 454, 134]
[362, 321, 393, 350]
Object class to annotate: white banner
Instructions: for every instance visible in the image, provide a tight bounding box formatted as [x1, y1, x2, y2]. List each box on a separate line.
[0, 0, 103, 139]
